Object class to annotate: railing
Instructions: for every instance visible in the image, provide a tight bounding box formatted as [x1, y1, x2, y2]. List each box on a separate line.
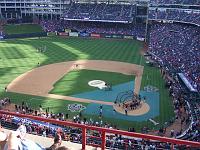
[0, 110, 200, 150]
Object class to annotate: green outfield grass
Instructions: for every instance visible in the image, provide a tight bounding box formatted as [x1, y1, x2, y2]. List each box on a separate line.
[50, 69, 134, 96]
[0, 36, 174, 131]
[3, 24, 43, 35]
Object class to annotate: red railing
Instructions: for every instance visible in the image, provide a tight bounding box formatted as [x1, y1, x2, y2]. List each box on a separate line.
[0, 110, 200, 150]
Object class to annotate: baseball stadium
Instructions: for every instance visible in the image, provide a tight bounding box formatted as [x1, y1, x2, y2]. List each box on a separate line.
[0, 0, 199, 149]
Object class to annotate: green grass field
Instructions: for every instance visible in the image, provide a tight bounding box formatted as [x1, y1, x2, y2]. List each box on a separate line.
[50, 69, 134, 96]
[3, 24, 43, 35]
[0, 34, 174, 131]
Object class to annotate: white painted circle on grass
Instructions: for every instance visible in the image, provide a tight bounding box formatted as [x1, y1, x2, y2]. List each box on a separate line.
[88, 80, 107, 89]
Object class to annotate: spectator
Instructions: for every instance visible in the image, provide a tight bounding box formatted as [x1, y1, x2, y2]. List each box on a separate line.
[47, 134, 62, 150]
[0, 125, 45, 150]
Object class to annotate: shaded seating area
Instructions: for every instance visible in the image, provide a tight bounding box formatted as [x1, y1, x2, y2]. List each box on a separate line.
[63, 3, 135, 22]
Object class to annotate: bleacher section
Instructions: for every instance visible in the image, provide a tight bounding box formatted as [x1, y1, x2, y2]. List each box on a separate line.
[1, 110, 200, 149]
[40, 20, 146, 38]
[147, 22, 200, 144]
[148, 8, 200, 25]
[63, 3, 135, 23]
[148, 23, 200, 92]
[149, 0, 200, 5]
[0, 20, 6, 37]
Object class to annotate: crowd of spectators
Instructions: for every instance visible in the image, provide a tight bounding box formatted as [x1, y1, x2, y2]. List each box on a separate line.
[114, 92, 143, 114]
[149, 0, 200, 5]
[147, 22, 200, 144]
[164, 76, 195, 134]
[0, 114, 190, 149]
[40, 20, 146, 38]
[0, 123, 69, 150]
[181, 109, 200, 142]
[64, 3, 135, 22]
[0, 100, 117, 142]
[148, 23, 200, 92]
[40, 20, 66, 33]
[0, 94, 200, 149]
[149, 8, 200, 25]
[0, 97, 11, 109]
[1, 116, 198, 149]
[0, 20, 6, 36]
[161, 71, 200, 142]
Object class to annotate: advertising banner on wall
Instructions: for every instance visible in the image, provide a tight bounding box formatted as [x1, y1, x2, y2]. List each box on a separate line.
[104, 34, 112, 38]
[91, 33, 100, 38]
[59, 32, 69, 36]
[12, 117, 63, 130]
[137, 37, 145, 41]
[47, 32, 57, 36]
[0, 36, 4, 40]
[124, 35, 134, 39]
[65, 29, 71, 33]
[112, 35, 123, 39]
[79, 32, 89, 37]
[69, 32, 78, 37]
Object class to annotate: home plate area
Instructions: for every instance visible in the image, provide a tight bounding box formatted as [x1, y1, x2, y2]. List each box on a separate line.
[72, 81, 160, 122]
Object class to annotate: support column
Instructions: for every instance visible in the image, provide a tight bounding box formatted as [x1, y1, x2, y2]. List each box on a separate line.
[101, 130, 106, 150]
[82, 127, 86, 150]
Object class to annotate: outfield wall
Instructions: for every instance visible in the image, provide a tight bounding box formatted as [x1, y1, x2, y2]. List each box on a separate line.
[58, 31, 144, 41]
[1, 31, 143, 41]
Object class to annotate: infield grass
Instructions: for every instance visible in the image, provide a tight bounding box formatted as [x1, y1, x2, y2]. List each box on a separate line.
[50, 69, 134, 96]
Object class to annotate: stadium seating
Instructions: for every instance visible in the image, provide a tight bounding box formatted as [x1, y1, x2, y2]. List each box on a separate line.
[64, 3, 135, 22]
[148, 23, 200, 92]
[148, 8, 200, 25]
[0, 109, 199, 149]
[0, 20, 6, 36]
[40, 20, 66, 32]
[163, 76, 200, 140]
[40, 20, 146, 38]
[149, 0, 200, 5]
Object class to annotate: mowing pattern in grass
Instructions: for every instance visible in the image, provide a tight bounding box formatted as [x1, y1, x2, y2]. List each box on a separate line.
[50, 69, 134, 96]
[3, 24, 43, 35]
[0, 37, 142, 92]
[0, 37, 174, 131]
[1, 48, 26, 59]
